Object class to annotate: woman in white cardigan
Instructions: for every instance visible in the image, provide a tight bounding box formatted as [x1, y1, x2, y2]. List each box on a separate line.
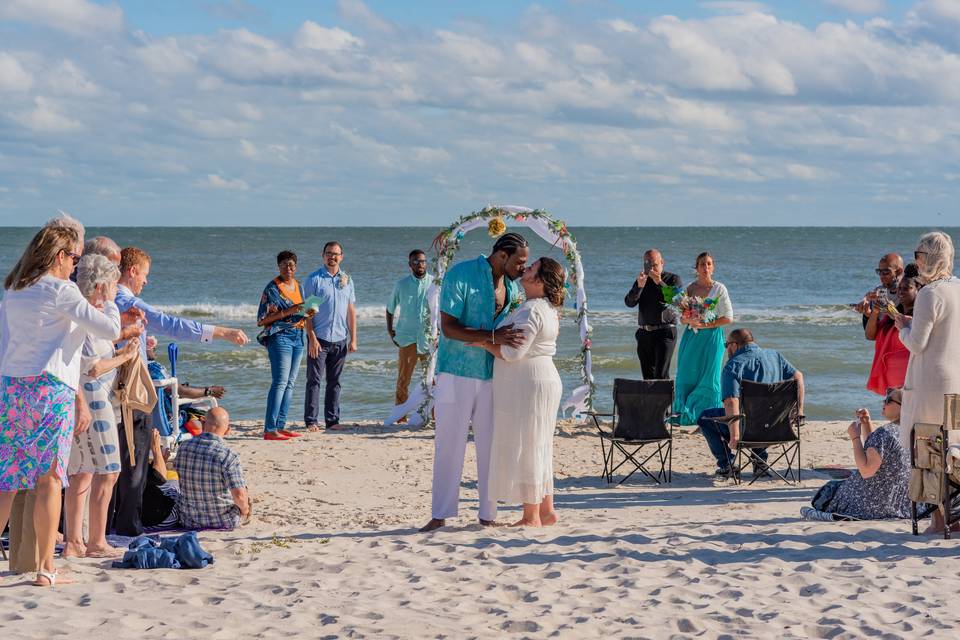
[0, 225, 121, 586]
[895, 230, 960, 534]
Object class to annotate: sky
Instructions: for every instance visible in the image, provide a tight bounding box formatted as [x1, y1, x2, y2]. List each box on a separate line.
[0, 0, 958, 226]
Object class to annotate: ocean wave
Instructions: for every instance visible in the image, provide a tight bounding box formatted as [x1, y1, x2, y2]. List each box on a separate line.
[585, 304, 860, 327]
[155, 301, 862, 328]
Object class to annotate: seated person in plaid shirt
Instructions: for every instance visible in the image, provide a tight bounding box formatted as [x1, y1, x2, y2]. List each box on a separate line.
[172, 407, 251, 530]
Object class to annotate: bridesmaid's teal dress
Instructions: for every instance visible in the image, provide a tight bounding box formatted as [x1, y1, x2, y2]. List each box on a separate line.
[672, 325, 725, 425]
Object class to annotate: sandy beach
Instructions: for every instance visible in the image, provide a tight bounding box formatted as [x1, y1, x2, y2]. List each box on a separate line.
[3, 419, 957, 639]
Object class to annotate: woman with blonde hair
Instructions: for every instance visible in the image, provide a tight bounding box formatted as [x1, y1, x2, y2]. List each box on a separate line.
[895, 230, 960, 534]
[473, 257, 566, 527]
[63, 254, 141, 558]
[0, 225, 121, 586]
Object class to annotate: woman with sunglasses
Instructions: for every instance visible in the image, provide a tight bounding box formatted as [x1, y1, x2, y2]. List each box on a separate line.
[865, 275, 920, 395]
[256, 250, 309, 441]
[0, 225, 122, 586]
[802, 388, 910, 521]
[896, 231, 960, 533]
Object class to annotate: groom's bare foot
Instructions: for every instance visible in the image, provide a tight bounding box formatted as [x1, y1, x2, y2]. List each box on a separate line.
[419, 518, 445, 532]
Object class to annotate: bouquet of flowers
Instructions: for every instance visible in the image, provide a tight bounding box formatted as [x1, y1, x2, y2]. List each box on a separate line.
[661, 285, 718, 332]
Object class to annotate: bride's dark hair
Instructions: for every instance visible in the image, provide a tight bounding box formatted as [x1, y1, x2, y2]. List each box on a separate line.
[536, 257, 567, 307]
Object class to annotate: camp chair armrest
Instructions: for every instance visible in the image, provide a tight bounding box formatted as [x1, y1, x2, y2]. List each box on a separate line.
[711, 414, 745, 424]
[797, 414, 806, 426]
[153, 377, 178, 389]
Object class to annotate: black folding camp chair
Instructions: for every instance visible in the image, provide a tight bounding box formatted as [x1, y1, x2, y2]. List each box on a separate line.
[724, 379, 804, 486]
[587, 379, 676, 485]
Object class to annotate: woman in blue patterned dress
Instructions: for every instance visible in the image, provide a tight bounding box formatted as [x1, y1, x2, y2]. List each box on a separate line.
[0, 226, 121, 586]
[63, 255, 142, 558]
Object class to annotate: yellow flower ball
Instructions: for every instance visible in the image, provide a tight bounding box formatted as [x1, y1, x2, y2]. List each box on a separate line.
[487, 217, 507, 238]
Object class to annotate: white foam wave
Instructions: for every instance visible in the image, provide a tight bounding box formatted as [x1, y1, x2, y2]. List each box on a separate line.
[155, 303, 388, 324]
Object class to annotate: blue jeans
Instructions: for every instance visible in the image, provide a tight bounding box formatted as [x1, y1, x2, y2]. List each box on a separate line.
[264, 330, 304, 432]
[697, 408, 767, 470]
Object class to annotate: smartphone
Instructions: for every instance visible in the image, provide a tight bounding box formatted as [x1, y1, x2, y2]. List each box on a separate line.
[643, 259, 653, 273]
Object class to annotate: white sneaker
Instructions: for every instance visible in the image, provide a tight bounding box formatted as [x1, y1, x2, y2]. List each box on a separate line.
[800, 506, 836, 522]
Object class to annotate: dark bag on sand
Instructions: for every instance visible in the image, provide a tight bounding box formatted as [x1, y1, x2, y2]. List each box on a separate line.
[812, 479, 843, 512]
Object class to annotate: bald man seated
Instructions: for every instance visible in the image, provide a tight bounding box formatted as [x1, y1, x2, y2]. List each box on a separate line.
[144, 407, 251, 531]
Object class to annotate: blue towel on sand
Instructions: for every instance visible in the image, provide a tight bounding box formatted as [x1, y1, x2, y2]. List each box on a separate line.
[112, 533, 213, 570]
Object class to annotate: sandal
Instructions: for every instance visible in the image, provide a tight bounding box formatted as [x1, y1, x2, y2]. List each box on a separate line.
[34, 569, 74, 587]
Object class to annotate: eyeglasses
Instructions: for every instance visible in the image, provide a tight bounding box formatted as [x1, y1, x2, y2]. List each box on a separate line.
[875, 268, 892, 276]
[914, 251, 927, 260]
[61, 249, 81, 264]
[410, 260, 427, 265]
[324, 252, 342, 258]
[278, 260, 296, 268]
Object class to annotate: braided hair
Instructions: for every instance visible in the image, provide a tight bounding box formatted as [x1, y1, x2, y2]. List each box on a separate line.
[492, 232, 528, 257]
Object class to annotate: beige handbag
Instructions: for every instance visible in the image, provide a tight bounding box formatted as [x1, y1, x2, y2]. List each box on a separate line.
[114, 352, 158, 466]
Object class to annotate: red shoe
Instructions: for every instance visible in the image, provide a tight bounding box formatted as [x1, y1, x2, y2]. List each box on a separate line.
[278, 430, 302, 438]
[263, 431, 290, 441]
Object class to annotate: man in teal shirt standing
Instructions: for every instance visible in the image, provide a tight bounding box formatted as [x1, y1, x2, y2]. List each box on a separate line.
[420, 233, 529, 532]
[386, 249, 431, 423]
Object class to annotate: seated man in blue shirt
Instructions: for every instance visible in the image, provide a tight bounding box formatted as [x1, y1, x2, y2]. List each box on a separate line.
[697, 328, 805, 480]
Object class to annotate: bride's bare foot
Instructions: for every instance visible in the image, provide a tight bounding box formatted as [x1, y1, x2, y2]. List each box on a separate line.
[62, 541, 86, 558]
[539, 511, 559, 526]
[511, 518, 542, 527]
[85, 544, 124, 558]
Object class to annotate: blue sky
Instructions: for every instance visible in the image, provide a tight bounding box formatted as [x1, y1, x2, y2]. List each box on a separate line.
[0, 0, 957, 226]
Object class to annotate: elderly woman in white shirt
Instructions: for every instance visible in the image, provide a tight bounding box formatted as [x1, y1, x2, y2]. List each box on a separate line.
[0, 225, 121, 586]
[63, 255, 141, 559]
[895, 230, 960, 534]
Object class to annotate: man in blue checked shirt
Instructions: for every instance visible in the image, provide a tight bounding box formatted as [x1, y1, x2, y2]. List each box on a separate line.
[303, 241, 357, 431]
[110, 246, 248, 536]
[420, 233, 529, 533]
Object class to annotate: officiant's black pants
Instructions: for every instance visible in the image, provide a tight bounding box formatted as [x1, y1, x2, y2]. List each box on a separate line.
[109, 410, 153, 536]
[635, 326, 676, 380]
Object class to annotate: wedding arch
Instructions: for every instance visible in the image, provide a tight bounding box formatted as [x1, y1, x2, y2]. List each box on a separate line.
[384, 205, 595, 426]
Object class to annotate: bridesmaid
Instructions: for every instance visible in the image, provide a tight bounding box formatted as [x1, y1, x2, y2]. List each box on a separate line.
[673, 252, 734, 425]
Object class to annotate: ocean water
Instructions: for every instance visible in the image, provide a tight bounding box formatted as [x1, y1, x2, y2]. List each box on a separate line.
[1, 226, 956, 423]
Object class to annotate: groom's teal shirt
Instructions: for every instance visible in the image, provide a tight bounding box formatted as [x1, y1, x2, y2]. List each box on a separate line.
[436, 255, 521, 381]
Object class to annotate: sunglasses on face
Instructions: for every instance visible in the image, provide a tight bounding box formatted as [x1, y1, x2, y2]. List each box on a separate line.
[278, 260, 296, 268]
[883, 397, 901, 405]
[324, 252, 342, 258]
[724, 341, 739, 348]
[61, 249, 81, 264]
[875, 268, 892, 276]
[410, 260, 427, 266]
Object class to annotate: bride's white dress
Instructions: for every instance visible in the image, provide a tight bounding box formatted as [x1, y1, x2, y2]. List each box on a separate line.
[487, 298, 563, 505]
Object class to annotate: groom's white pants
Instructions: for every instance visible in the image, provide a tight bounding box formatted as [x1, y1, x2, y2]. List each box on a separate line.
[431, 373, 497, 521]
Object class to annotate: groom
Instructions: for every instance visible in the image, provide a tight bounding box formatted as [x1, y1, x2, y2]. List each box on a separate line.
[420, 232, 529, 532]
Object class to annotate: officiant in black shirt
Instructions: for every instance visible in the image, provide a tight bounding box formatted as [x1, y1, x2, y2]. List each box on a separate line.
[624, 249, 682, 380]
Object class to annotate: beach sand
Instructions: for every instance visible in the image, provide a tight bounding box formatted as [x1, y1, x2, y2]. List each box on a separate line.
[4, 419, 957, 639]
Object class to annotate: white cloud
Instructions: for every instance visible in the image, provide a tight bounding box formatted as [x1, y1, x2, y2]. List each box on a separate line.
[337, 0, 394, 33]
[134, 38, 196, 75]
[46, 60, 100, 96]
[14, 97, 83, 132]
[786, 163, 829, 180]
[239, 139, 258, 158]
[205, 174, 249, 190]
[0, 0, 123, 35]
[294, 21, 363, 51]
[0, 53, 33, 92]
[826, 0, 887, 15]
[605, 19, 639, 33]
[236, 103, 262, 121]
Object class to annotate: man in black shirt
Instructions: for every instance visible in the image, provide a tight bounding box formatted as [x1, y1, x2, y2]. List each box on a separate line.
[624, 249, 682, 379]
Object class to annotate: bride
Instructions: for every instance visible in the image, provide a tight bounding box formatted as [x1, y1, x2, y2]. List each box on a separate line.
[471, 257, 565, 527]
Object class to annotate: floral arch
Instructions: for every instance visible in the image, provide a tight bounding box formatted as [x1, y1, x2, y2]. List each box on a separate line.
[385, 205, 595, 427]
